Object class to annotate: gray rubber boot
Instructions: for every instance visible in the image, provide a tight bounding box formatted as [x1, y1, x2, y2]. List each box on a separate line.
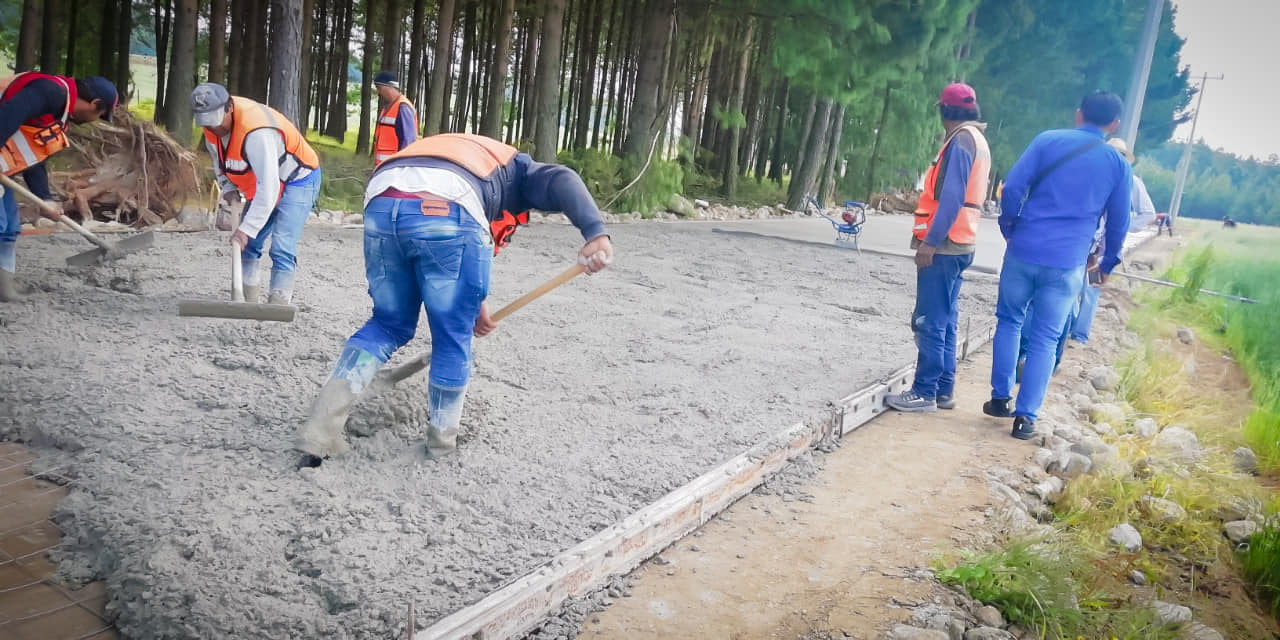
[243, 285, 261, 303]
[268, 268, 295, 305]
[425, 383, 467, 459]
[296, 346, 382, 466]
[0, 270, 22, 302]
[242, 257, 262, 303]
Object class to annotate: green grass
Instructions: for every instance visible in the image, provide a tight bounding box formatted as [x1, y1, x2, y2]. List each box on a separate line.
[1241, 512, 1280, 617]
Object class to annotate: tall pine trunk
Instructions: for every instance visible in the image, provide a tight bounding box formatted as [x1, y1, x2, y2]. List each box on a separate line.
[40, 0, 64, 73]
[161, 0, 197, 142]
[424, 0, 456, 135]
[323, 0, 353, 140]
[98, 0, 118, 78]
[227, 0, 245, 93]
[865, 82, 893, 200]
[210, 0, 228, 84]
[531, 0, 565, 162]
[479, 0, 515, 139]
[720, 22, 753, 198]
[407, 0, 428, 104]
[153, 0, 173, 114]
[819, 104, 845, 207]
[380, 0, 402, 74]
[115, 0, 132, 97]
[622, 0, 673, 161]
[247, 0, 270, 100]
[453, 1, 476, 132]
[15, 0, 40, 72]
[768, 79, 789, 184]
[355, 0, 378, 154]
[787, 96, 832, 210]
[519, 15, 542, 144]
[298, 0, 315, 129]
[269, 0, 303, 125]
[571, 0, 600, 149]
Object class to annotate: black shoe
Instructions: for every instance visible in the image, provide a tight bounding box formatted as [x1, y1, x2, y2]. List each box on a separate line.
[936, 395, 956, 410]
[983, 397, 1013, 418]
[1011, 416, 1037, 440]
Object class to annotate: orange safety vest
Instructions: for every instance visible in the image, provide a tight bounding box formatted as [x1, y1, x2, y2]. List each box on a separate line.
[373, 95, 418, 166]
[203, 96, 320, 200]
[913, 123, 991, 245]
[0, 72, 75, 177]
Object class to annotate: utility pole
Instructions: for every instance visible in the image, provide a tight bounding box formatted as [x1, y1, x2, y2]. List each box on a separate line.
[1168, 72, 1224, 220]
[1118, 0, 1164, 150]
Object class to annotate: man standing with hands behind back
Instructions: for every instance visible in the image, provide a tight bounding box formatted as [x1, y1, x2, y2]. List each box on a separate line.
[886, 82, 990, 413]
[986, 91, 1131, 440]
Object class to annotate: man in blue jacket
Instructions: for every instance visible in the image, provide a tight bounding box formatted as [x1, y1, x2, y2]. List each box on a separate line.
[986, 92, 1131, 440]
[297, 133, 613, 466]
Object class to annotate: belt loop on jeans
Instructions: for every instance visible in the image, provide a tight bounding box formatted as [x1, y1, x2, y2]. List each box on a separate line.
[390, 198, 400, 223]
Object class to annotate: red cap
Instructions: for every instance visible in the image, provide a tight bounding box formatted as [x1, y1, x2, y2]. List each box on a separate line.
[938, 83, 978, 109]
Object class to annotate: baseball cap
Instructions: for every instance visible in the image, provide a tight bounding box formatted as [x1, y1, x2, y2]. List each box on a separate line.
[80, 76, 119, 122]
[191, 82, 231, 127]
[374, 71, 399, 88]
[938, 82, 978, 109]
[1107, 137, 1134, 163]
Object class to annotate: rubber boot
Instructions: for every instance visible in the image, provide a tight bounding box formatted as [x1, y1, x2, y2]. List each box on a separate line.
[425, 383, 467, 459]
[296, 346, 382, 466]
[267, 267, 295, 305]
[0, 242, 20, 302]
[241, 257, 262, 302]
[0, 270, 21, 302]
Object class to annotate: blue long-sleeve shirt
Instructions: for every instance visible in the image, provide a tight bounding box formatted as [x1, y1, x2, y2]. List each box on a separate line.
[999, 125, 1131, 272]
[921, 127, 978, 252]
[394, 103, 417, 150]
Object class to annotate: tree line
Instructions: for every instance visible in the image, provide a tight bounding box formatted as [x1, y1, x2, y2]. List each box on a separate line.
[3, 0, 1194, 214]
[1138, 143, 1280, 226]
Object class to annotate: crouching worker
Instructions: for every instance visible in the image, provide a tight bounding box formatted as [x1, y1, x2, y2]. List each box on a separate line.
[296, 133, 613, 466]
[191, 83, 322, 304]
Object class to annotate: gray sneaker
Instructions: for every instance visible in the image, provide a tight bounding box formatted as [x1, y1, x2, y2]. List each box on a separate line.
[886, 390, 937, 413]
[936, 394, 956, 410]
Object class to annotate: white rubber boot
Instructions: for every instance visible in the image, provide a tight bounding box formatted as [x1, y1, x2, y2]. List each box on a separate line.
[296, 346, 382, 466]
[425, 383, 467, 459]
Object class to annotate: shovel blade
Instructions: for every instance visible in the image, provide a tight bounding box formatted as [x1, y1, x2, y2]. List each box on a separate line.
[178, 299, 296, 323]
[65, 231, 156, 267]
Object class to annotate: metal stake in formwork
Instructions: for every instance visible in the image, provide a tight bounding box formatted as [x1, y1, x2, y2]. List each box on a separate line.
[406, 602, 414, 640]
[961, 317, 972, 361]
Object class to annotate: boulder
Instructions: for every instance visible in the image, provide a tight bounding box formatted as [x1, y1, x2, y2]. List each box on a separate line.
[1089, 448, 1132, 478]
[1133, 417, 1158, 438]
[1047, 452, 1092, 477]
[1182, 622, 1225, 640]
[1030, 477, 1065, 503]
[964, 629, 1015, 640]
[1140, 496, 1188, 524]
[1223, 520, 1258, 544]
[1032, 448, 1055, 471]
[753, 206, 772, 219]
[1089, 403, 1127, 426]
[975, 605, 1005, 629]
[889, 624, 950, 640]
[1130, 570, 1147, 586]
[1232, 446, 1259, 475]
[1152, 426, 1202, 462]
[1089, 421, 1115, 436]
[1152, 600, 1192, 626]
[1176, 327, 1195, 344]
[693, 198, 710, 208]
[1089, 366, 1121, 391]
[666, 193, 697, 218]
[175, 205, 212, 230]
[1215, 495, 1263, 522]
[1069, 435, 1110, 457]
[1109, 523, 1142, 552]
[342, 213, 364, 225]
[1054, 424, 1085, 444]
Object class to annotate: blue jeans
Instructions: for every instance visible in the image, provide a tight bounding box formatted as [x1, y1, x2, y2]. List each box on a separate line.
[1070, 283, 1101, 342]
[242, 169, 322, 276]
[346, 196, 492, 388]
[911, 252, 974, 398]
[991, 253, 1085, 420]
[0, 185, 16, 271]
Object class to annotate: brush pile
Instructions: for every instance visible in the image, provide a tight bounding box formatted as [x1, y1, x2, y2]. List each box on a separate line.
[50, 110, 203, 227]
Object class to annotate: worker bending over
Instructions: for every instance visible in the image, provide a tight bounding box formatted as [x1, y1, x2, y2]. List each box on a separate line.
[372, 71, 418, 166]
[0, 72, 117, 301]
[191, 82, 322, 304]
[297, 133, 613, 466]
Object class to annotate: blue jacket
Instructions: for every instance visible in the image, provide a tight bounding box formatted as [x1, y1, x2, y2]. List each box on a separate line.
[999, 125, 1131, 272]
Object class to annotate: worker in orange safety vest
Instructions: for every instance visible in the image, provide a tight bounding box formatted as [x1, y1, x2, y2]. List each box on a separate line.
[886, 82, 990, 414]
[0, 72, 118, 301]
[372, 71, 418, 166]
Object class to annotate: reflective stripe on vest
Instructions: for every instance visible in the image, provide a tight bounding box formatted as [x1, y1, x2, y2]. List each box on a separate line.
[373, 96, 418, 165]
[0, 73, 74, 176]
[912, 123, 991, 245]
[203, 96, 319, 200]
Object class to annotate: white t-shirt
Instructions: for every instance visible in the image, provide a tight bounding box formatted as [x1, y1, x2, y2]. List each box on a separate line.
[363, 166, 490, 243]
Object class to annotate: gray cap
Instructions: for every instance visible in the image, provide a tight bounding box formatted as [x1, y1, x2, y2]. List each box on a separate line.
[191, 83, 231, 127]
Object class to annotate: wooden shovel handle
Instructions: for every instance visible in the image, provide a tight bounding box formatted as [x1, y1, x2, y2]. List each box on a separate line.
[0, 173, 111, 251]
[491, 264, 586, 321]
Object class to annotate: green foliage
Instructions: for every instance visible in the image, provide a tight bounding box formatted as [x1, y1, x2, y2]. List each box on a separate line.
[1178, 245, 1214, 304]
[1137, 143, 1280, 226]
[711, 103, 747, 130]
[556, 148, 623, 200]
[1241, 518, 1280, 617]
[615, 157, 684, 215]
[935, 543, 1172, 639]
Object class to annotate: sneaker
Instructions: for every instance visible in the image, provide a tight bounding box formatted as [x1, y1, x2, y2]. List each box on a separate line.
[936, 395, 956, 410]
[886, 390, 937, 413]
[1011, 416, 1037, 440]
[983, 397, 1014, 418]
